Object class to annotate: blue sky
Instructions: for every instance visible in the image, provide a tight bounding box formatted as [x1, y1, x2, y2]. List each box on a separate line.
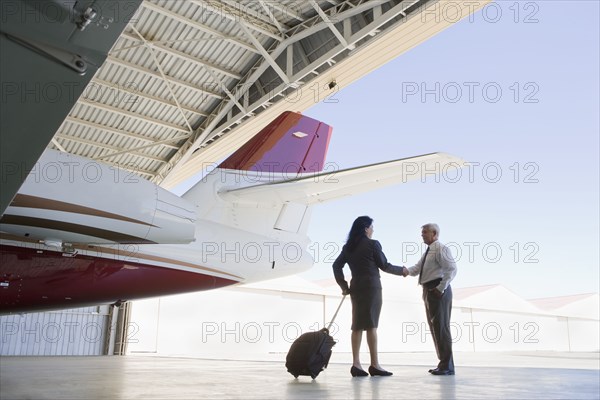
[299, 1, 599, 299]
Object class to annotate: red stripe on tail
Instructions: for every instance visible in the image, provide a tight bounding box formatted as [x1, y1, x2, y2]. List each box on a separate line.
[218, 111, 332, 174]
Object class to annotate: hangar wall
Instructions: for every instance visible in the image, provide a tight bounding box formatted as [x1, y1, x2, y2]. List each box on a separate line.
[3, 280, 595, 358]
[0, 304, 128, 356]
[126, 281, 599, 359]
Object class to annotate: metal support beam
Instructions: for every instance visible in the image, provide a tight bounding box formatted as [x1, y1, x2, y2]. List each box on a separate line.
[258, 0, 287, 33]
[90, 78, 207, 118]
[91, 133, 192, 162]
[238, 23, 290, 85]
[286, 45, 294, 76]
[121, 31, 242, 80]
[309, 0, 348, 47]
[129, 26, 194, 134]
[106, 56, 222, 100]
[265, 1, 305, 22]
[141, 1, 259, 54]
[219, 0, 284, 28]
[157, 0, 394, 184]
[63, 116, 179, 150]
[53, 134, 167, 164]
[51, 139, 67, 153]
[189, 0, 283, 40]
[77, 98, 189, 134]
[205, 68, 248, 115]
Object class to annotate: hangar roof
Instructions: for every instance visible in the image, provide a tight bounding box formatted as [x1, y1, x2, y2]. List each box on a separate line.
[48, 0, 487, 189]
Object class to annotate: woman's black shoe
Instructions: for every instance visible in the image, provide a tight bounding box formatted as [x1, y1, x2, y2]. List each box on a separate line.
[350, 366, 369, 377]
[368, 366, 393, 376]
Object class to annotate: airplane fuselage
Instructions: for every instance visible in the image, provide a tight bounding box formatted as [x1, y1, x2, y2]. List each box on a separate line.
[0, 138, 317, 314]
[0, 111, 462, 314]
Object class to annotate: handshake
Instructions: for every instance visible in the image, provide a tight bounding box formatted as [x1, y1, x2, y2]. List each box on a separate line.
[400, 266, 409, 277]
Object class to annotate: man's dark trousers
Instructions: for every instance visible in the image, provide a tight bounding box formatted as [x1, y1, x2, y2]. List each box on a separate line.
[423, 284, 454, 372]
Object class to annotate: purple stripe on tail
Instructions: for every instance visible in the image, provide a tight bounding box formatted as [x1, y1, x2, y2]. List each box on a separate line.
[218, 111, 332, 174]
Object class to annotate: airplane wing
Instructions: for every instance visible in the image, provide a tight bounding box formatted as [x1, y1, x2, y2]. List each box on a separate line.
[220, 152, 465, 205]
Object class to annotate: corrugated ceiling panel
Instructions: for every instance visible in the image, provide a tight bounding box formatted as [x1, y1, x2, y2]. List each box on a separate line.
[47, 0, 442, 183]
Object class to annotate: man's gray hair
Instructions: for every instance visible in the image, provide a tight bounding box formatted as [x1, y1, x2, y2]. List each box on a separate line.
[422, 223, 440, 236]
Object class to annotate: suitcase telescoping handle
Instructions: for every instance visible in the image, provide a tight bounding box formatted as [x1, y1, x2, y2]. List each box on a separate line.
[325, 294, 347, 332]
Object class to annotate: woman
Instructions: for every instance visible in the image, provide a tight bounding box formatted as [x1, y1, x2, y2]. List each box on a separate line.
[332, 216, 404, 377]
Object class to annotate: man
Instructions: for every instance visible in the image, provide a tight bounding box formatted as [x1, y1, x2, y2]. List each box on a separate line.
[403, 223, 457, 375]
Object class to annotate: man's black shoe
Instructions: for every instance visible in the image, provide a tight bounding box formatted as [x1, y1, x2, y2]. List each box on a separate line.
[430, 369, 454, 376]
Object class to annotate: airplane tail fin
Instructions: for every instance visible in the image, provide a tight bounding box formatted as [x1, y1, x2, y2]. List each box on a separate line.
[218, 111, 332, 175]
[182, 111, 332, 238]
[180, 112, 465, 285]
[184, 111, 463, 242]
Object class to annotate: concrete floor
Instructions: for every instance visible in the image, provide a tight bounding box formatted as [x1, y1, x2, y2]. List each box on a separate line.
[1, 352, 599, 399]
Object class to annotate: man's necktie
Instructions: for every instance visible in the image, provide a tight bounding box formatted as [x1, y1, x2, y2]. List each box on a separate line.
[418, 246, 430, 285]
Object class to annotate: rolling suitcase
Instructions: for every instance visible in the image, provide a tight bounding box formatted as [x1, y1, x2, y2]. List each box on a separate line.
[285, 295, 347, 379]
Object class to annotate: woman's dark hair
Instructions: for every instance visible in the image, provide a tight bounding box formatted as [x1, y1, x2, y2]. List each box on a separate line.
[345, 216, 373, 252]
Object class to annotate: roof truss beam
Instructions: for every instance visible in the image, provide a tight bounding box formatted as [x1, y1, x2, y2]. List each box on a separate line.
[257, 0, 287, 33]
[120, 31, 242, 80]
[205, 67, 248, 115]
[106, 56, 222, 100]
[189, 0, 283, 40]
[309, 0, 348, 47]
[91, 133, 192, 163]
[156, 0, 414, 183]
[78, 98, 189, 134]
[239, 23, 290, 84]
[140, 1, 260, 54]
[223, 0, 422, 135]
[63, 116, 179, 150]
[53, 134, 167, 164]
[129, 25, 195, 134]
[219, 0, 286, 28]
[263, 1, 305, 22]
[90, 78, 207, 118]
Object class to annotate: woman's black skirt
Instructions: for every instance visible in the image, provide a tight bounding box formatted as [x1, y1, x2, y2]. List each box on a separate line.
[350, 287, 383, 331]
